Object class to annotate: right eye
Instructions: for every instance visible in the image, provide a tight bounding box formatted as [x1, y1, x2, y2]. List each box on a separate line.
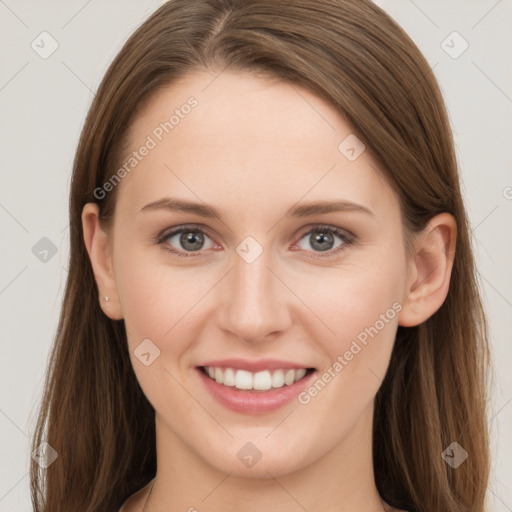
[157, 226, 217, 257]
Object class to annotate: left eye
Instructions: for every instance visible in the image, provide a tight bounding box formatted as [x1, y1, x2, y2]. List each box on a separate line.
[295, 226, 351, 254]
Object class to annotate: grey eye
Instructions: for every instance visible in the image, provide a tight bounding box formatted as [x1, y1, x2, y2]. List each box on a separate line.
[165, 229, 214, 252]
[297, 228, 346, 252]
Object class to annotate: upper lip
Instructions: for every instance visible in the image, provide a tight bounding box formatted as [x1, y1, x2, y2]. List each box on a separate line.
[198, 358, 315, 373]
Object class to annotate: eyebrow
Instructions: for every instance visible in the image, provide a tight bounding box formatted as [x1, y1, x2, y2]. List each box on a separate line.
[139, 197, 374, 219]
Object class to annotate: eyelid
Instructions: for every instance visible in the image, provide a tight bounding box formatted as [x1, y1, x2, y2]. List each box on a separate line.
[157, 223, 215, 242]
[294, 223, 354, 242]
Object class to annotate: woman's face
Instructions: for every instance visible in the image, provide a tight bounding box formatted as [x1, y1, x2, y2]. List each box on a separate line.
[106, 70, 413, 477]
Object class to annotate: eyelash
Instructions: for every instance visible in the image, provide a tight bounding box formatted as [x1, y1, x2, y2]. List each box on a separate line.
[156, 224, 354, 259]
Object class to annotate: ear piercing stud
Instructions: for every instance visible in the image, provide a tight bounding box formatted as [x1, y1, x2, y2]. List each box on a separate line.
[104, 296, 110, 302]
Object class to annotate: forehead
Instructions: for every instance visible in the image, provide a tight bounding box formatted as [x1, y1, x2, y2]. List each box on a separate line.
[115, 70, 396, 222]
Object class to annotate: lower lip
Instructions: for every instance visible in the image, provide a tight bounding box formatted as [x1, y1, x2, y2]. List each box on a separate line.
[196, 367, 316, 415]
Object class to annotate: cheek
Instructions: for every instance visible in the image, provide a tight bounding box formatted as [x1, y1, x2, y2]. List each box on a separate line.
[292, 250, 407, 408]
[291, 271, 403, 450]
[113, 245, 199, 354]
[294, 254, 405, 347]
[113, 249, 205, 412]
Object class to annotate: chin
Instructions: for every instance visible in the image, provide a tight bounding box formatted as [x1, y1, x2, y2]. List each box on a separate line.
[197, 436, 313, 479]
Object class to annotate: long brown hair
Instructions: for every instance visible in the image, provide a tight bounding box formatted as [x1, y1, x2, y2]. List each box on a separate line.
[30, 1, 491, 511]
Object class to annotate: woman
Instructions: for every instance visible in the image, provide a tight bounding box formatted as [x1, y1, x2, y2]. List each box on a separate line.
[30, 1, 491, 511]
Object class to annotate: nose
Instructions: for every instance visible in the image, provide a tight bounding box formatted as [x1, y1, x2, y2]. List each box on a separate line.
[215, 247, 293, 344]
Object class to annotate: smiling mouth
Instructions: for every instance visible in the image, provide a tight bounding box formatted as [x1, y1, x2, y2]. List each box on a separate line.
[199, 366, 315, 392]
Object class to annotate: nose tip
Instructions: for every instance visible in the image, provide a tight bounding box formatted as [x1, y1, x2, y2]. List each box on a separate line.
[235, 330, 280, 345]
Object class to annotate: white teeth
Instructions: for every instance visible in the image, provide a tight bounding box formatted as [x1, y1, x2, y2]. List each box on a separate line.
[235, 369, 253, 390]
[271, 369, 285, 388]
[223, 367, 236, 387]
[253, 370, 272, 391]
[284, 369, 295, 386]
[203, 366, 310, 390]
[294, 368, 307, 382]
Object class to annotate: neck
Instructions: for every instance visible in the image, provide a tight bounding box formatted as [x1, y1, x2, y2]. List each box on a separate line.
[146, 404, 386, 512]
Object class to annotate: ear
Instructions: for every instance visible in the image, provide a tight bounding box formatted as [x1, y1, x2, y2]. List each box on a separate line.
[398, 213, 457, 327]
[81, 203, 123, 320]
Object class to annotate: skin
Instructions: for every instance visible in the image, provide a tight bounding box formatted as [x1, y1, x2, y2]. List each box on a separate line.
[82, 70, 456, 512]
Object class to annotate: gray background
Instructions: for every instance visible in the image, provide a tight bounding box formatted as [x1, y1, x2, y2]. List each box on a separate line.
[1, 0, 510, 510]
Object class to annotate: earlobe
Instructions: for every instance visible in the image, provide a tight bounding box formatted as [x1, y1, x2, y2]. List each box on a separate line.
[398, 213, 456, 327]
[81, 203, 123, 320]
